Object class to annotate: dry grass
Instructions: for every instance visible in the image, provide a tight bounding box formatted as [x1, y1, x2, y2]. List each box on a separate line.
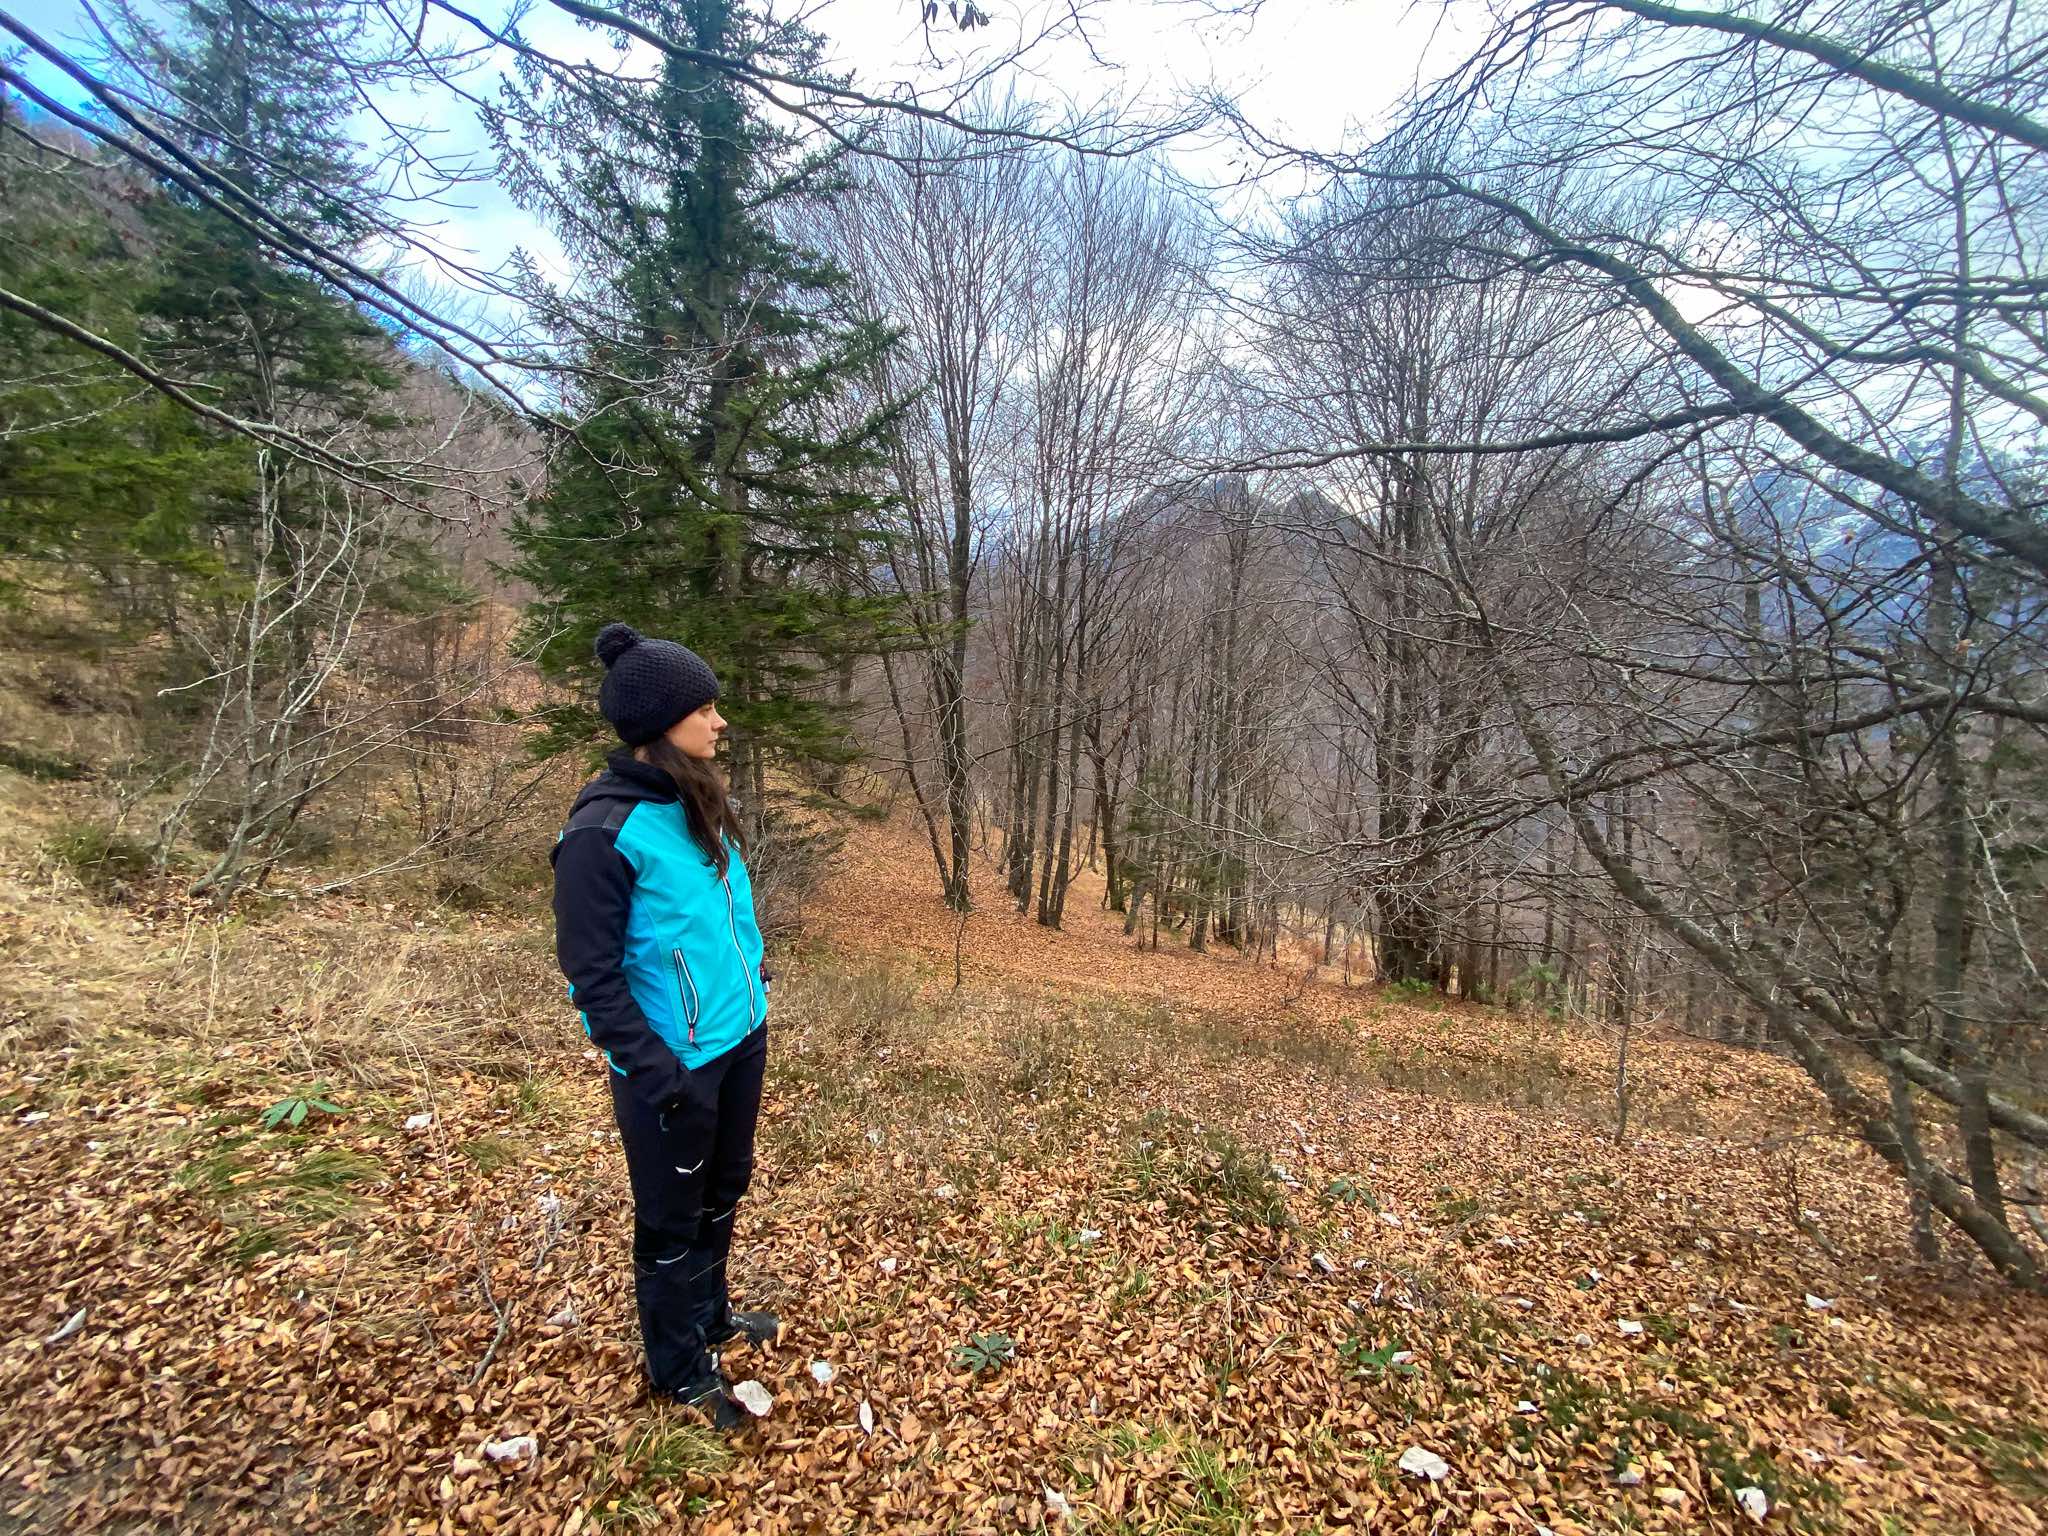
[0, 841, 569, 1124]
[812, 814, 1829, 1143]
[764, 962, 1058, 1176]
[755, 951, 1729, 1241]
[0, 610, 148, 773]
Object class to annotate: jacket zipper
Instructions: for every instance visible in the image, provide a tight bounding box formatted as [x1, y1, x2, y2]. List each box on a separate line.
[672, 949, 699, 1044]
[721, 872, 760, 1027]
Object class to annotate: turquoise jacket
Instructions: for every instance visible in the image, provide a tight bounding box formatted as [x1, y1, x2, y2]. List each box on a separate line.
[551, 753, 768, 1107]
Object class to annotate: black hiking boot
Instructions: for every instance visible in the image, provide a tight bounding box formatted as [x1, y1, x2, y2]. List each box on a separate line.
[708, 1306, 781, 1349]
[661, 1369, 746, 1430]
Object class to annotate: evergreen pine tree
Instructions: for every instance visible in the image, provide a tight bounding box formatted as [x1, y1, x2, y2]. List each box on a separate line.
[3, 0, 398, 613]
[111, 0, 397, 434]
[0, 97, 233, 608]
[88, 0, 457, 891]
[497, 0, 904, 820]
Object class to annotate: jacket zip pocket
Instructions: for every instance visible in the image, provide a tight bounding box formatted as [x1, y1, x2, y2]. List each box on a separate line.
[672, 949, 700, 1043]
[721, 873, 760, 1027]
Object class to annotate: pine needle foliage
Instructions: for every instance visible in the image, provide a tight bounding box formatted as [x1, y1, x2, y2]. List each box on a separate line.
[495, 0, 908, 798]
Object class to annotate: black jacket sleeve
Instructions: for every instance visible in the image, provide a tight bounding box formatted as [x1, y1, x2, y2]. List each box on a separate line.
[552, 825, 688, 1108]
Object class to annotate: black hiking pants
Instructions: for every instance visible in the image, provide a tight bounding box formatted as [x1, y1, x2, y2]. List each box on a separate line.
[609, 1023, 767, 1395]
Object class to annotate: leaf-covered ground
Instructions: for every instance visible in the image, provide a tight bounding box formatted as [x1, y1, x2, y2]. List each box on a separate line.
[0, 798, 2043, 1535]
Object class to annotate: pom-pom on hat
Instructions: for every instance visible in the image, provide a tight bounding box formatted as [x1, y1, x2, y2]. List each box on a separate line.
[593, 622, 720, 747]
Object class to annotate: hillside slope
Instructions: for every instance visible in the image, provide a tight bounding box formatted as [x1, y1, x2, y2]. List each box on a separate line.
[0, 777, 2041, 1535]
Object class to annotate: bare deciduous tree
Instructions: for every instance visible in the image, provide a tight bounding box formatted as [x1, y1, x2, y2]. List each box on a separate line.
[823, 114, 1042, 909]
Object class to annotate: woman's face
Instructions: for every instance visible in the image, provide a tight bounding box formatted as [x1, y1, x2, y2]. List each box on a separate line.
[663, 700, 726, 761]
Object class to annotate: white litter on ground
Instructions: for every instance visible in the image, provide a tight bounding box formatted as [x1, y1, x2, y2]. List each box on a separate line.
[1397, 1446, 1450, 1482]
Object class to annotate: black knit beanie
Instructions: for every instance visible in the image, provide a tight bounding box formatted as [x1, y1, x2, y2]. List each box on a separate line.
[594, 623, 720, 747]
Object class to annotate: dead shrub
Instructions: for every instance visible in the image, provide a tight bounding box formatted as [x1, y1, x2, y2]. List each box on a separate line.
[1000, 1014, 1082, 1097]
[745, 807, 845, 952]
[780, 959, 920, 1061]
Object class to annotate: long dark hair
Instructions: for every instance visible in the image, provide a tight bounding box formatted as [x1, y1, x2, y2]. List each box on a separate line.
[635, 737, 746, 876]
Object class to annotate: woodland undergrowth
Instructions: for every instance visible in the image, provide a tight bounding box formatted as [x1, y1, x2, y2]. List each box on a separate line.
[0, 763, 2043, 1534]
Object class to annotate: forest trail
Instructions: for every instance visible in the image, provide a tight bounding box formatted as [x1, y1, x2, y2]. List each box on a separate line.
[0, 785, 2042, 1535]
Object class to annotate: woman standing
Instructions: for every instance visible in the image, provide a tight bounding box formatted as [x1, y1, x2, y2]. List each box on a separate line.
[551, 622, 777, 1427]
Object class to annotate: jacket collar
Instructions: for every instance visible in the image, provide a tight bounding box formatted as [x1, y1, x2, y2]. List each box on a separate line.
[566, 749, 679, 818]
[605, 750, 679, 800]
